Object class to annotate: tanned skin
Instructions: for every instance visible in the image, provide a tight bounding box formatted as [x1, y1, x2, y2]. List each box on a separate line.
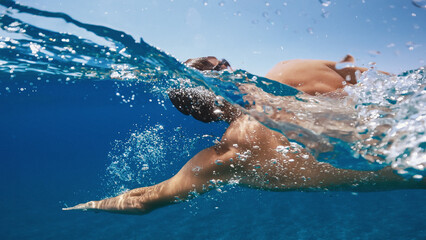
[63, 55, 422, 215]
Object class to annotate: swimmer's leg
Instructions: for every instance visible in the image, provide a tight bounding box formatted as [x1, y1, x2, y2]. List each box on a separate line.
[63, 146, 237, 214]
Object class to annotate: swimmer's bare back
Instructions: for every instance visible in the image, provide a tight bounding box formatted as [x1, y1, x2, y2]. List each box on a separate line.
[63, 114, 423, 214]
[265, 54, 388, 95]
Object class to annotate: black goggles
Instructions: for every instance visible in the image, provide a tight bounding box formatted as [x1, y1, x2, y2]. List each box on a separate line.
[213, 59, 232, 71]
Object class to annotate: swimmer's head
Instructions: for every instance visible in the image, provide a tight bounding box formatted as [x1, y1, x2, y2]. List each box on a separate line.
[168, 87, 241, 123]
[184, 56, 232, 71]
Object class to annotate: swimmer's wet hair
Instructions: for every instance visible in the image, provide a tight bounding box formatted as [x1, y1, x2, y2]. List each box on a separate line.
[168, 87, 222, 123]
[168, 87, 240, 123]
[185, 57, 216, 71]
[169, 57, 237, 122]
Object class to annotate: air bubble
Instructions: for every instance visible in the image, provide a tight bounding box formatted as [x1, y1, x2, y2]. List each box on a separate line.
[192, 166, 202, 174]
[413, 174, 423, 180]
[215, 159, 224, 165]
[276, 145, 289, 154]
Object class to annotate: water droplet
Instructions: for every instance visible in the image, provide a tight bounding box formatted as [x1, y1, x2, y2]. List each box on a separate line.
[405, 41, 420, 51]
[321, 9, 330, 18]
[276, 145, 289, 153]
[263, 105, 274, 115]
[275, 9, 281, 15]
[203, 0, 208, 6]
[218, 1, 225, 7]
[265, 2, 270, 7]
[412, 0, 426, 8]
[306, 27, 314, 34]
[262, 12, 269, 18]
[368, 50, 381, 56]
[319, 0, 331, 7]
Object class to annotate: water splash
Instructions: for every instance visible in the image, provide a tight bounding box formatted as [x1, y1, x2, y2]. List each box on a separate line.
[345, 68, 426, 177]
[412, 0, 426, 8]
[1, 1, 425, 178]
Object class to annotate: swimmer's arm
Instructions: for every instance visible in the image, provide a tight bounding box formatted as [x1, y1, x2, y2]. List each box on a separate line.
[306, 163, 423, 191]
[63, 145, 235, 214]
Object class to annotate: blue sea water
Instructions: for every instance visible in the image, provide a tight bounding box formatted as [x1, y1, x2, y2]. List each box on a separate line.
[0, 1, 425, 239]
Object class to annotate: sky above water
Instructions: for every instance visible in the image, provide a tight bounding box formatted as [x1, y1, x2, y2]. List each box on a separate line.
[9, 0, 426, 75]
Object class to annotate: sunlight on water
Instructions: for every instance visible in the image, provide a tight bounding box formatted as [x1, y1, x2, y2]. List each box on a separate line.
[0, 1, 425, 180]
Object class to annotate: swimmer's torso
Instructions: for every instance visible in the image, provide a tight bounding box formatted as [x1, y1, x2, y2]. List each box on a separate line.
[216, 115, 327, 190]
[265, 59, 362, 95]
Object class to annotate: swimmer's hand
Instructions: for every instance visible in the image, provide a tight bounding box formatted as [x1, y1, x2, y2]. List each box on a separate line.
[61, 186, 160, 214]
[62, 201, 98, 211]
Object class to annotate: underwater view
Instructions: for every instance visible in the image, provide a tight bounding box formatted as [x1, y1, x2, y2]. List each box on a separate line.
[1, 0, 425, 239]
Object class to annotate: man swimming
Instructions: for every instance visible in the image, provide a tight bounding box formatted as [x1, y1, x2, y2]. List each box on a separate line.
[63, 55, 423, 214]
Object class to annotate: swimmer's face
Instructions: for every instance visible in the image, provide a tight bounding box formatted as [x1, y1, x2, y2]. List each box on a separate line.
[184, 56, 232, 71]
[206, 57, 232, 71]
